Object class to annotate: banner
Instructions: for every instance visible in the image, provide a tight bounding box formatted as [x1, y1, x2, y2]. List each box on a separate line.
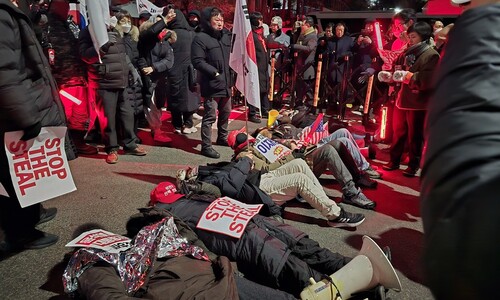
[136, 0, 165, 17]
[254, 134, 292, 163]
[66, 229, 131, 253]
[196, 197, 262, 239]
[4, 127, 76, 208]
[229, 0, 261, 111]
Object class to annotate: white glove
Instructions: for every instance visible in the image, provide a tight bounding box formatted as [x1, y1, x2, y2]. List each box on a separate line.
[393, 70, 410, 82]
[377, 71, 393, 83]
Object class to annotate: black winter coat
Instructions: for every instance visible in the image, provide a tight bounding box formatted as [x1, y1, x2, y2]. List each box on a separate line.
[158, 198, 306, 290]
[121, 26, 143, 116]
[166, 10, 199, 112]
[137, 20, 174, 83]
[78, 27, 129, 90]
[252, 28, 269, 95]
[421, 4, 500, 299]
[0, 0, 76, 160]
[191, 7, 234, 98]
[197, 157, 283, 217]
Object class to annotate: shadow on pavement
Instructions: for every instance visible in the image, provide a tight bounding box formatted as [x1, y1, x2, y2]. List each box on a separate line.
[345, 227, 426, 285]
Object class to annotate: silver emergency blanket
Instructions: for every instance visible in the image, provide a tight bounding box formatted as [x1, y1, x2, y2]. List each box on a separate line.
[62, 216, 209, 295]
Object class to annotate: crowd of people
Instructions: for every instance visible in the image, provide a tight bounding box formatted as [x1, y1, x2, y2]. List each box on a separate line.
[3, 0, 498, 298]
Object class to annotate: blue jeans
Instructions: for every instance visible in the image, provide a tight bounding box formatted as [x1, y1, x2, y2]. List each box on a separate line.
[318, 128, 370, 171]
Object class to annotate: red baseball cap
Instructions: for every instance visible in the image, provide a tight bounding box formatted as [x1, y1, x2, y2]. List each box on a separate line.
[150, 182, 183, 205]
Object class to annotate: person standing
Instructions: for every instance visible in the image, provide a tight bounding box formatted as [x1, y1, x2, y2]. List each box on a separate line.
[380, 22, 439, 177]
[0, 0, 75, 251]
[248, 11, 270, 124]
[191, 7, 234, 159]
[421, 1, 500, 299]
[79, 17, 147, 164]
[167, 9, 200, 134]
[291, 16, 317, 107]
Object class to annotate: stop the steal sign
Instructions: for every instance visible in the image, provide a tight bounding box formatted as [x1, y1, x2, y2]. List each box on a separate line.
[196, 197, 263, 238]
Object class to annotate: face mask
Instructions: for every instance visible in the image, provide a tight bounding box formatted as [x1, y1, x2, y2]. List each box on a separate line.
[189, 20, 199, 27]
[122, 24, 131, 33]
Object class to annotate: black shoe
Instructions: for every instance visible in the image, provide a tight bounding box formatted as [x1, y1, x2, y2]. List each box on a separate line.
[382, 162, 400, 171]
[216, 139, 229, 147]
[37, 207, 57, 225]
[403, 167, 418, 177]
[201, 147, 220, 159]
[328, 208, 365, 228]
[261, 111, 269, 119]
[23, 232, 59, 250]
[248, 115, 261, 123]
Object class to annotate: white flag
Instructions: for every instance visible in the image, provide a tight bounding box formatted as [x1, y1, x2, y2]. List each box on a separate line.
[85, 0, 110, 63]
[229, 0, 261, 111]
[136, 0, 165, 17]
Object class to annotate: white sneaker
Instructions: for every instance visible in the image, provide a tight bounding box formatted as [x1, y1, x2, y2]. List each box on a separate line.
[182, 126, 197, 134]
[192, 113, 203, 120]
[174, 128, 182, 134]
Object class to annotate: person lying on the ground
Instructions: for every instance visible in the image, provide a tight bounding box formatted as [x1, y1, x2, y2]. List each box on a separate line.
[177, 156, 285, 220]
[181, 154, 366, 226]
[150, 181, 391, 297]
[268, 113, 381, 179]
[227, 128, 375, 211]
[63, 206, 296, 300]
[256, 126, 379, 189]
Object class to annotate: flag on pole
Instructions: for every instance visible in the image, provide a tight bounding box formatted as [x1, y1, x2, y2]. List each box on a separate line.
[229, 0, 261, 111]
[85, 0, 110, 63]
[136, 0, 165, 17]
[300, 114, 329, 145]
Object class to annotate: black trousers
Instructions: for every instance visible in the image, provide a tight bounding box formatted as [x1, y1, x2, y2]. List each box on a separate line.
[96, 88, 137, 153]
[201, 97, 231, 149]
[171, 109, 194, 130]
[0, 137, 41, 244]
[390, 106, 426, 169]
[276, 236, 351, 297]
[248, 92, 270, 117]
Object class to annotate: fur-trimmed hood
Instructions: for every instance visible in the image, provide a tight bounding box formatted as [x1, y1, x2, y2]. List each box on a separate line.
[115, 24, 139, 42]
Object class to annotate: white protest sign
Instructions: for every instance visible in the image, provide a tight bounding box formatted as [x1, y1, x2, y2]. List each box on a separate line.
[66, 229, 131, 253]
[196, 197, 263, 239]
[4, 127, 76, 208]
[254, 134, 292, 163]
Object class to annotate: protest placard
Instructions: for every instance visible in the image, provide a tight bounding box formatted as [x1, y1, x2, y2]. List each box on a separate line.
[253, 134, 292, 163]
[4, 127, 76, 207]
[66, 229, 131, 253]
[196, 197, 263, 239]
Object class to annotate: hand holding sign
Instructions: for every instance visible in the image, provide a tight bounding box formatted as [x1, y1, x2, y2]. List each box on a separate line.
[4, 127, 76, 207]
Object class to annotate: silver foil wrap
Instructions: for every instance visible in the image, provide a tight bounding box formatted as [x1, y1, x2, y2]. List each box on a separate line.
[62, 216, 209, 295]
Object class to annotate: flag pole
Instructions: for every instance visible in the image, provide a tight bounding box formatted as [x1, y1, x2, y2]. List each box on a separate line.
[242, 54, 249, 138]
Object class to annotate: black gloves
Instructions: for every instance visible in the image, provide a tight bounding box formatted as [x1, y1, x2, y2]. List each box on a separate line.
[21, 122, 41, 141]
[100, 31, 119, 53]
[131, 68, 143, 87]
[292, 148, 305, 159]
